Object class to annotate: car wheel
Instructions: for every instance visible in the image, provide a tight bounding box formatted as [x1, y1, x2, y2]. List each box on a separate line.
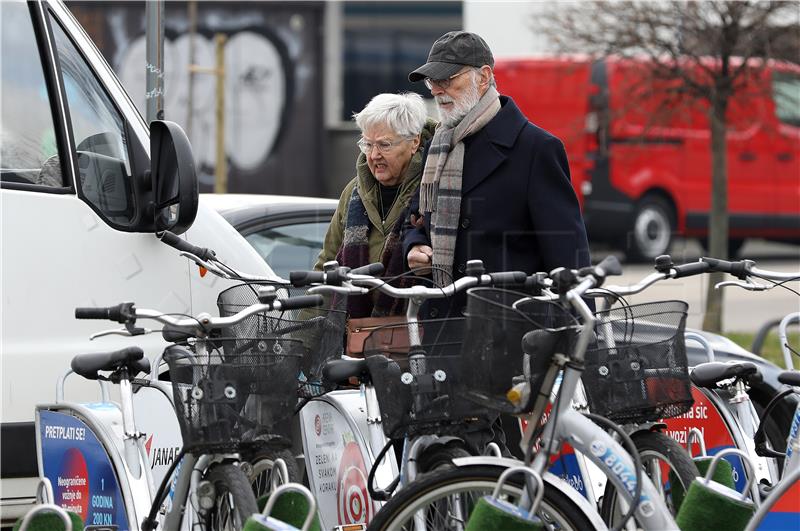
[629, 195, 675, 262]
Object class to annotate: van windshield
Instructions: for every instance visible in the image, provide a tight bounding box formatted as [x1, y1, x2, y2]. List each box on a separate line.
[773, 72, 800, 127]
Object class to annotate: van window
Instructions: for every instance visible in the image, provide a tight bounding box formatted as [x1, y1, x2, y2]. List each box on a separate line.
[773, 72, 800, 127]
[50, 14, 135, 223]
[0, 2, 65, 187]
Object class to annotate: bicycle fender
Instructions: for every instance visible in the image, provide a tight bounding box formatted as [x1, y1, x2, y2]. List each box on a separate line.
[451, 456, 609, 531]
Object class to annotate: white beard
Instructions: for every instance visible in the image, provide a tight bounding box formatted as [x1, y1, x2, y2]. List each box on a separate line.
[436, 76, 481, 128]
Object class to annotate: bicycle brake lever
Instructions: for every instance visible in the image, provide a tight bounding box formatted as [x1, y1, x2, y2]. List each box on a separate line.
[179, 251, 233, 279]
[307, 284, 368, 295]
[714, 280, 768, 291]
[90, 328, 153, 340]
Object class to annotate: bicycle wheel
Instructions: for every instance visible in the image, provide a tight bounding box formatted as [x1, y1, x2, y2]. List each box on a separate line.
[246, 448, 301, 501]
[367, 464, 594, 531]
[205, 463, 260, 530]
[417, 440, 471, 474]
[600, 430, 698, 525]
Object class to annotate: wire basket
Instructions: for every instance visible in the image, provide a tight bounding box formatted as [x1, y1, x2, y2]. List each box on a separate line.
[217, 283, 347, 397]
[363, 318, 490, 438]
[166, 337, 302, 453]
[582, 300, 692, 424]
[461, 288, 579, 414]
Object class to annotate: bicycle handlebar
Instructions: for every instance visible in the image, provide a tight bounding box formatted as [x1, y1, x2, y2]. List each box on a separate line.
[292, 262, 530, 301]
[159, 231, 216, 261]
[75, 294, 324, 336]
[586, 253, 798, 298]
[672, 261, 711, 278]
[701, 257, 800, 282]
[76, 302, 135, 323]
[350, 262, 386, 276]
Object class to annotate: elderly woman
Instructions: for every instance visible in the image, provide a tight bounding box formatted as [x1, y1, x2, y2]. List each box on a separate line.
[315, 92, 436, 317]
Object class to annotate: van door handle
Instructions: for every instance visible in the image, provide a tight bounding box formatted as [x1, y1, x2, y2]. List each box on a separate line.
[739, 152, 757, 162]
[776, 152, 793, 162]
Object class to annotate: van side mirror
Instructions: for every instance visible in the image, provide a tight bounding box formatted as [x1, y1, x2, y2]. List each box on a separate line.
[150, 120, 198, 234]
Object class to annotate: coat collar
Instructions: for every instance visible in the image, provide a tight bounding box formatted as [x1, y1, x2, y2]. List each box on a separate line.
[461, 95, 527, 195]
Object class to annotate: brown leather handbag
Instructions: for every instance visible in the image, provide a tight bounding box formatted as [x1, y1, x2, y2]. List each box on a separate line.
[345, 316, 422, 357]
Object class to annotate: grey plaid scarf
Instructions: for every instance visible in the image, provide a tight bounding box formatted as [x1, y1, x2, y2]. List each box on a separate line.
[420, 85, 500, 286]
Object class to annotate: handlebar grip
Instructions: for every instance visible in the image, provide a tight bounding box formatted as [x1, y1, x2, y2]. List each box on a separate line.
[596, 255, 623, 276]
[289, 271, 326, 286]
[488, 271, 528, 286]
[75, 303, 132, 323]
[75, 307, 116, 319]
[524, 273, 549, 292]
[701, 257, 748, 279]
[350, 263, 385, 276]
[278, 295, 324, 310]
[159, 231, 215, 261]
[673, 261, 711, 278]
[701, 257, 733, 272]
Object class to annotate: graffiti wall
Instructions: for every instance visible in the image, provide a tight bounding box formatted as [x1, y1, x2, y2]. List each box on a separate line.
[67, 1, 326, 196]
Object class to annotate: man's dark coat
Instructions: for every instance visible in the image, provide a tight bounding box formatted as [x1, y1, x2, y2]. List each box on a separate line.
[403, 95, 592, 318]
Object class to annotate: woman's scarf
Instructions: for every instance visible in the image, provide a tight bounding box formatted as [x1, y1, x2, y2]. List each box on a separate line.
[335, 185, 413, 317]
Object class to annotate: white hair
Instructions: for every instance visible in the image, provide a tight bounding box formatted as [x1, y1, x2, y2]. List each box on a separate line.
[353, 92, 427, 137]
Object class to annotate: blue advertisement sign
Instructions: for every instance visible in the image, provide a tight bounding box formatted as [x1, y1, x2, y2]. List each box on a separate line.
[39, 410, 129, 530]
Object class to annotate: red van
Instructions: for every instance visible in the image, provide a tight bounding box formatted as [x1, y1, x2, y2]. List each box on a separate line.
[494, 56, 800, 260]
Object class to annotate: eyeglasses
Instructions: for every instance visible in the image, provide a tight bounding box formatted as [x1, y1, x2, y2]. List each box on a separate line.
[357, 137, 407, 155]
[424, 69, 470, 90]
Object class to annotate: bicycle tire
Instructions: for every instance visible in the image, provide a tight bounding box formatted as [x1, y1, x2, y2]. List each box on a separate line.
[416, 440, 471, 474]
[247, 448, 301, 501]
[600, 430, 698, 526]
[205, 463, 260, 530]
[366, 464, 595, 531]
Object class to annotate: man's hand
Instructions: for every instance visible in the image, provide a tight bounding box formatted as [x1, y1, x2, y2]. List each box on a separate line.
[408, 245, 433, 275]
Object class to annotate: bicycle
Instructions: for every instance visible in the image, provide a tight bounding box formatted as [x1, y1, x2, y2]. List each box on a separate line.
[367, 255, 695, 531]
[466, 255, 703, 527]
[154, 232, 399, 530]
[744, 368, 800, 530]
[288, 260, 534, 501]
[37, 290, 324, 531]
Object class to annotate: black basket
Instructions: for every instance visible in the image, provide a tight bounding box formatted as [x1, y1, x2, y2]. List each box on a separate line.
[363, 318, 490, 438]
[166, 334, 303, 453]
[461, 288, 579, 414]
[582, 300, 692, 424]
[217, 283, 347, 397]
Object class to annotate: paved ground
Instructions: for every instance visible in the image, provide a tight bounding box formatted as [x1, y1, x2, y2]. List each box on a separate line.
[595, 239, 800, 333]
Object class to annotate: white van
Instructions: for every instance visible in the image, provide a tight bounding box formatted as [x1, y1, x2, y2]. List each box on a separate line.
[0, 0, 274, 522]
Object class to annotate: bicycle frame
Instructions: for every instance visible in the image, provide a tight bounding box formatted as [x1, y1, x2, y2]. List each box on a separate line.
[784, 399, 800, 476]
[527, 275, 681, 529]
[528, 367, 680, 529]
[36, 374, 154, 530]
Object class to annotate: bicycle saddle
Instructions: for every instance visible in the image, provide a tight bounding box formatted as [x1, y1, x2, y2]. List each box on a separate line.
[321, 357, 368, 385]
[778, 370, 800, 387]
[71, 346, 151, 380]
[690, 361, 761, 389]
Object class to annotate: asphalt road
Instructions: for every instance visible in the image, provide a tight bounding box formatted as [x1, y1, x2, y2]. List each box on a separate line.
[597, 239, 800, 332]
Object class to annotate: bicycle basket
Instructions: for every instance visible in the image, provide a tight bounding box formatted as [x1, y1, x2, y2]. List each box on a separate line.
[217, 283, 347, 398]
[166, 327, 303, 453]
[461, 288, 579, 414]
[363, 318, 491, 438]
[582, 300, 692, 423]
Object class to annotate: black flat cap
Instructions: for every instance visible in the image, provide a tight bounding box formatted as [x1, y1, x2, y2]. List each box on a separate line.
[408, 31, 494, 82]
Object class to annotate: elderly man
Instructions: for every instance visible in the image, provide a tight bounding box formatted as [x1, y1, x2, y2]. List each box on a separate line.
[404, 31, 591, 318]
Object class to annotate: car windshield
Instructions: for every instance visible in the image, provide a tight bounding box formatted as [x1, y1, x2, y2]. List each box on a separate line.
[245, 221, 328, 278]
